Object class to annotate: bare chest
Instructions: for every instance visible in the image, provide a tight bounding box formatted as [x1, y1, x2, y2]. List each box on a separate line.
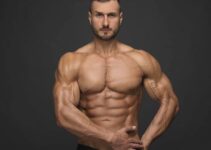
[78, 53, 143, 94]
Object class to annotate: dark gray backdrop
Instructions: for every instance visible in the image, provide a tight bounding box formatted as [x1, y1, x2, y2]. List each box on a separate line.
[1, 0, 210, 150]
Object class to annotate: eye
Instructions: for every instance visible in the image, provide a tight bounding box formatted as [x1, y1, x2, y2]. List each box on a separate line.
[108, 13, 117, 17]
[95, 13, 103, 17]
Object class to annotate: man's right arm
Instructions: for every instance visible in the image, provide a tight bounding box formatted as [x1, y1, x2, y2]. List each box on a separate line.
[53, 52, 112, 143]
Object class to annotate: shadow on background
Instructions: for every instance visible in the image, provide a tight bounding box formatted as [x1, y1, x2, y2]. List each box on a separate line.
[1, 0, 210, 150]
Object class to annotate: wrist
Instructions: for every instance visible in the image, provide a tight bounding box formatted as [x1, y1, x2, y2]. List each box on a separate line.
[105, 131, 115, 144]
[141, 136, 151, 147]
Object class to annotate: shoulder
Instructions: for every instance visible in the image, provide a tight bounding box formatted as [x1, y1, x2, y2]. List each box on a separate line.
[58, 52, 80, 68]
[118, 42, 135, 53]
[57, 42, 95, 71]
[118, 43, 158, 67]
[56, 51, 83, 82]
[58, 43, 93, 67]
[127, 49, 154, 60]
[75, 42, 94, 54]
[127, 49, 162, 79]
[126, 49, 156, 66]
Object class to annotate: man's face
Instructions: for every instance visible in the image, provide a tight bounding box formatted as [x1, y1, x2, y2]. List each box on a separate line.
[89, 0, 123, 41]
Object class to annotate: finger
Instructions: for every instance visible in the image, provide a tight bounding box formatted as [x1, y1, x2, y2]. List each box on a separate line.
[129, 143, 144, 149]
[128, 149, 136, 150]
[124, 126, 137, 133]
[128, 138, 143, 144]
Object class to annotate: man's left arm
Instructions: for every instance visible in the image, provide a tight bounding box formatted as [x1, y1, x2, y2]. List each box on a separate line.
[138, 50, 180, 149]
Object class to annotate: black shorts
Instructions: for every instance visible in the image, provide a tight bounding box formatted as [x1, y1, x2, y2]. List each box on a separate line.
[76, 144, 97, 150]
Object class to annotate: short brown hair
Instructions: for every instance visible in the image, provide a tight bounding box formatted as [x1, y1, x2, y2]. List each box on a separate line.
[89, 0, 121, 13]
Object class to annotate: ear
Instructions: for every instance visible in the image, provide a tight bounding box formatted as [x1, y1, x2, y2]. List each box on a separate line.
[120, 12, 123, 25]
[88, 11, 92, 24]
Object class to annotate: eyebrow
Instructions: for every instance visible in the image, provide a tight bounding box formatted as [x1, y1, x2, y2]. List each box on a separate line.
[94, 11, 117, 15]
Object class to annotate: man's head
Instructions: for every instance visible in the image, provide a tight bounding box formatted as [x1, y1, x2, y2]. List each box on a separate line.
[88, 0, 123, 41]
[89, 0, 121, 13]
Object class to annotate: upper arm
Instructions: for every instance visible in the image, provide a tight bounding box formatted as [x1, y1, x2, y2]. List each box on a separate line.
[53, 52, 80, 116]
[139, 50, 179, 107]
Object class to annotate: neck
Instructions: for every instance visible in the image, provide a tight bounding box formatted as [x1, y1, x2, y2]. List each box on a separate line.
[93, 37, 119, 56]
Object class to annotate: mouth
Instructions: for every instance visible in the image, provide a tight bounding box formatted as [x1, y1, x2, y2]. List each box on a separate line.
[100, 28, 111, 32]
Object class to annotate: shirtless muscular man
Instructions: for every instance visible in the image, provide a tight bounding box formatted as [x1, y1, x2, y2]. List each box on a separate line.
[53, 0, 179, 150]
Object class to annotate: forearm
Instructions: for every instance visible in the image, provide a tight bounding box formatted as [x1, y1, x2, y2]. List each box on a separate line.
[141, 98, 178, 146]
[57, 103, 113, 143]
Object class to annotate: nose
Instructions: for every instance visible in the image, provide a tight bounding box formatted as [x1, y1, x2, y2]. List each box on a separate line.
[103, 15, 108, 27]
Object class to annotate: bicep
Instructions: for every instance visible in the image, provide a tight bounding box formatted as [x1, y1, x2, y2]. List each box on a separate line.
[53, 76, 80, 108]
[144, 72, 177, 105]
[138, 50, 177, 103]
[53, 53, 80, 113]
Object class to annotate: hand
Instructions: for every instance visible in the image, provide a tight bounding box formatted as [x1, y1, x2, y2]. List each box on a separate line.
[142, 143, 149, 150]
[139, 139, 150, 150]
[141, 146, 148, 150]
[109, 126, 144, 150]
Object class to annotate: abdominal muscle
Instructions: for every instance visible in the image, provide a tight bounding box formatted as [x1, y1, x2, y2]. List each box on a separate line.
[78, 89, 142, 149]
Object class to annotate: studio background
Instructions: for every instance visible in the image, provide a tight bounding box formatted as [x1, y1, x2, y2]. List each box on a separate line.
[1, 0, 210, 150]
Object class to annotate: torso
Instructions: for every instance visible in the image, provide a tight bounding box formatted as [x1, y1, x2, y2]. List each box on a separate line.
[73, 43, 146, 149]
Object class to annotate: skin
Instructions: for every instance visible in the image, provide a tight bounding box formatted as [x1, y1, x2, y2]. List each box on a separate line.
[53, 1, 179, 150]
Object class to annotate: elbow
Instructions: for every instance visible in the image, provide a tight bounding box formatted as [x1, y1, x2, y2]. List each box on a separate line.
[56, 119, 63, 128]
[55, 109, 68, 128]
[164, 96, 179, 116]
[55, 103, 76, 129]
[175, 103, 180, 113]
[175, 104, 180, 114]
[56, 112, 66, 128]
[55, 113, 64, 128]
[174, 98, 180, 115]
